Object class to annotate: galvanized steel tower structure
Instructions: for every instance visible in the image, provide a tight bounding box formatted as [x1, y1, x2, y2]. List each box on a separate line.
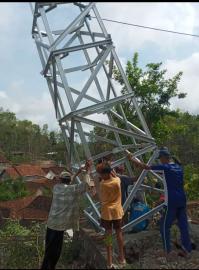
[30, 2, 168, 232]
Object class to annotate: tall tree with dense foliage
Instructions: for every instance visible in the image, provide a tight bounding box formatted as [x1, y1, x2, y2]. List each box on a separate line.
[112, 52, 186, 133]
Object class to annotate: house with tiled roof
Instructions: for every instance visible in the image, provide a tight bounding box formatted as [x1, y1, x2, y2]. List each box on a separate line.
[1, 164, 46, 181]
[17, 195, 52, 223]
[25, 178, 59, 193]
[0, 192, 40, 219]
[0, 190, 52, 224]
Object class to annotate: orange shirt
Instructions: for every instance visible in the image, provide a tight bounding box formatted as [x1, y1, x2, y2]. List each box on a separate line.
[100, 176, 124, 221]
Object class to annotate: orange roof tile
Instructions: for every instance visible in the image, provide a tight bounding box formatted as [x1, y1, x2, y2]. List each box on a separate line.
[0, 194, 37, 219]
[26, 178, 59, 193]
[28, 195, 52, 211]
[5, 164, 46, 179]
[28, 178, 49, 185]
[17, 208, 48, 221]
[15, 164, 45, 177]
[5, 167, 20, 179]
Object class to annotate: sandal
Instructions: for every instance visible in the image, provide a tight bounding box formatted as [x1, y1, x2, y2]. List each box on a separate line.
[118, 259, 126, 268]
[107, 264, 117, 269]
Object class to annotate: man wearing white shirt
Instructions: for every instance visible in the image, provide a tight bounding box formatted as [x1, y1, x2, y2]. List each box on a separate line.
[41, 161, 92, 269]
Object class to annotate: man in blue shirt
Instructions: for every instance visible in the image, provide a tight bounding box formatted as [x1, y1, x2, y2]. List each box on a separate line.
[127, 147, 192, 259]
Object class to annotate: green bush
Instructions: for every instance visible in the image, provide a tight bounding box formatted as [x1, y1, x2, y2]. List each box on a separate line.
[0, 220, 45, 269]
[0, 178, 30, 201]
[184, 164, 199, 200]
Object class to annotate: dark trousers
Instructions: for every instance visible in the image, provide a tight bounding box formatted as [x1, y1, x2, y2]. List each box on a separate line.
[160, 206, 192, 253]
[41, 227, 64, 270]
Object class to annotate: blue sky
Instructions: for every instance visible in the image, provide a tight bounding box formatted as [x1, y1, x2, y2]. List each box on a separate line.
[0, 2, 199, 131]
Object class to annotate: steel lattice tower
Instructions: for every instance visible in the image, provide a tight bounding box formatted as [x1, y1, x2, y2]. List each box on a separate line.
[30, 2, 168, 232]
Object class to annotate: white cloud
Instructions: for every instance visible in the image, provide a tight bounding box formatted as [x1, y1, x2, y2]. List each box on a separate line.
[1, 2, 199, 135]
[164, 53, 199, 114]
[0, 80, 58, 130]
[97, 3, 196, 52]
[0, 91, 7, 98]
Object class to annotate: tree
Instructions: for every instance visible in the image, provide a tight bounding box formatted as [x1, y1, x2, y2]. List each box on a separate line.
[112, 52, 186, 133]
[0, 108, 67, 164]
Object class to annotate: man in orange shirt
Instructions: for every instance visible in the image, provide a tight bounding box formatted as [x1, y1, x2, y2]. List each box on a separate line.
[98, 162, 126, 269]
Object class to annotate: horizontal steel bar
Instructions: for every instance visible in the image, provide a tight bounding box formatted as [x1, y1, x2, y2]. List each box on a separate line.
[132, 144, 157, 158]
[141, 184, 164, 193]
[122, 143, 150, 149]
[37, 2, 72, 7]
[62, 65, 89, 73]
[80, 31, 106, 38]
[122, 203, 165, 231]
[59, 92, 135, 122]
[74, 129, 118, 146]
[43, 39, 112, 76]
[53, 39, 112, 56]
[73, 116, 155, 144]
[52, 30, 106, 38]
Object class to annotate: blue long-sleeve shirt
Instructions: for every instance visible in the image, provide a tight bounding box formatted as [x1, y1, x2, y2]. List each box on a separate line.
[150, 163, 187, 208]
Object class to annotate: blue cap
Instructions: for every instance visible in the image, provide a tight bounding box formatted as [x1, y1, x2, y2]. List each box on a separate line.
[157, 147, 171, 159]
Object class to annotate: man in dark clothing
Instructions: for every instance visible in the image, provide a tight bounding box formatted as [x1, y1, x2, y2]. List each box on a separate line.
[127, 147, 192, 258]
[115, 165, 137, 205]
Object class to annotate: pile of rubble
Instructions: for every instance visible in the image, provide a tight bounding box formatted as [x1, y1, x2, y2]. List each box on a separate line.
[124, 223, 199, 269]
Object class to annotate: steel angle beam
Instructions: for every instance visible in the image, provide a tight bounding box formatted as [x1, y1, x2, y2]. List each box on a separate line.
[140, 184, 164, 193]
[122, 203, 165, 232]
[43, 39, 112, 76]
[84, 210, 104, 232]
[59, 92, 135, 122]
[37, 2, 71, 7]
[73, 129, 118, 146]
[80, 31, 106, 38]
[123, 150, 158, 212]
[73, 116, 155, 143]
